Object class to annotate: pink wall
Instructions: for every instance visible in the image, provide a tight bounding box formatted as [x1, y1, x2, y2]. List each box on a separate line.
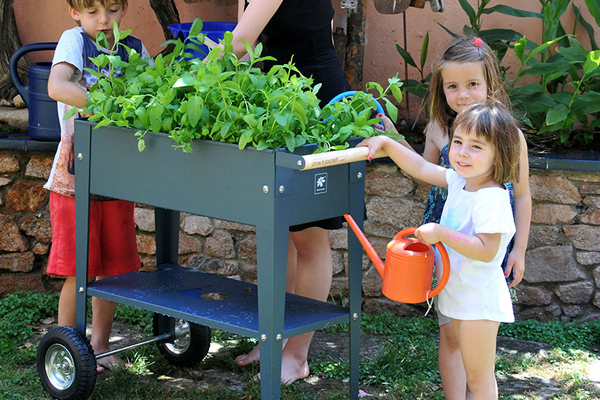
[14, 0, 600, 119]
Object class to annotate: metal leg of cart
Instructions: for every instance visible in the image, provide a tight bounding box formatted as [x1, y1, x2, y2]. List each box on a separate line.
[74, 128, 92, 336]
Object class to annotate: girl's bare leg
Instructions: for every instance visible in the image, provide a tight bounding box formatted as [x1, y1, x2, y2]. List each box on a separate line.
[439, 321, 470, 399]
[453, 319, 500, 400]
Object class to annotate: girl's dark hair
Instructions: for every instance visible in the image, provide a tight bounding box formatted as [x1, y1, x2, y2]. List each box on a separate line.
[450, 101, 521, 185]
[427, 37, 509, 137]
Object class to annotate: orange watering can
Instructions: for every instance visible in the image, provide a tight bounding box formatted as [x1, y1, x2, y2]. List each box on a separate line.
[344, 214, 450, 304]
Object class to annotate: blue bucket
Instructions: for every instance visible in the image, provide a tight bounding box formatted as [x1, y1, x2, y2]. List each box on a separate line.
[168, 21, 237, 59]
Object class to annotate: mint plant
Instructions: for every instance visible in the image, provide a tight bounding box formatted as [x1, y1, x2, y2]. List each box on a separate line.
[81, 18, 403, 153]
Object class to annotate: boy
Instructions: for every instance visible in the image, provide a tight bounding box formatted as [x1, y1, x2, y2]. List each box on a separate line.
[45, 0, 149, 372]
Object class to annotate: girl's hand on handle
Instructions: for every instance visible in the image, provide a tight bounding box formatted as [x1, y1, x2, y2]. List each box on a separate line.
[357, 136, 389, 161]
[414, 223, 440, 245]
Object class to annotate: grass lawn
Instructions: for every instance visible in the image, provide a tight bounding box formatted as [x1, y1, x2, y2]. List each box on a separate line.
[1, 291, 600, 399]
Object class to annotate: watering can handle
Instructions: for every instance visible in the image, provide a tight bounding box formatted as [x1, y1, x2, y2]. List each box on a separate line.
[8, 42, 58, 106]
[392, 227, 450, 300]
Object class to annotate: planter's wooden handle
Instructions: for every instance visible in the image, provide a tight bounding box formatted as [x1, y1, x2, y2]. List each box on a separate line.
[204, 36, 219, 49]
[300, 147, 387, 170]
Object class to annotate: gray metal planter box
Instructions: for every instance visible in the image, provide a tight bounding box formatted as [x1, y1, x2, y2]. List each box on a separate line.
[73, 120, 365, 399]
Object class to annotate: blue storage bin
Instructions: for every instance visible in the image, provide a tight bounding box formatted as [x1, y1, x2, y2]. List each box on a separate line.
[168, 21, 237, 59]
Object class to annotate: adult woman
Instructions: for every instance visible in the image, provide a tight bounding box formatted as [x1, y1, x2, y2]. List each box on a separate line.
[226, 0, 350, 385]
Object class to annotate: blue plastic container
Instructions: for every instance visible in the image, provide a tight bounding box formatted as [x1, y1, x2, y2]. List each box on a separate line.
[168, 22, 237, 59]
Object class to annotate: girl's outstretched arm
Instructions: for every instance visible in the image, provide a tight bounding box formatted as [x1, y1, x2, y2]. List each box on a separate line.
[358, 135, 447, 188]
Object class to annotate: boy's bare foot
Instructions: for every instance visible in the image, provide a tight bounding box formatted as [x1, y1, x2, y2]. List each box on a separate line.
[96, 354, 123, 373]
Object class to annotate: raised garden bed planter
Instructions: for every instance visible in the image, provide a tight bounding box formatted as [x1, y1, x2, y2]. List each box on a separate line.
[66, 120, 366, 400]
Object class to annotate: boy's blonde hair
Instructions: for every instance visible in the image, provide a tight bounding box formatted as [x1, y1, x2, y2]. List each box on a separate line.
[450, 101, 521, 185]
[427, 37, 509, 137]
[67, 0, 128, 11]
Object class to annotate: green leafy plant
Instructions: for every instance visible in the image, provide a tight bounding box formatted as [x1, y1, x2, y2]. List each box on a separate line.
[396, 0, 600, 150]
[80, 18, 403, 154]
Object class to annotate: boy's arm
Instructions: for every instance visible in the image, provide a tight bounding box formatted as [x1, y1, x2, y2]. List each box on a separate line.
[358, 135, 447, 188]
[416, 223, 502, 263]
[47, 62, 88, 109]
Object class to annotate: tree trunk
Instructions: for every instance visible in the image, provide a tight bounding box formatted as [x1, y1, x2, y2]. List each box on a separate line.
[0, 0, 26, 102]
[149, 0, 181, 41]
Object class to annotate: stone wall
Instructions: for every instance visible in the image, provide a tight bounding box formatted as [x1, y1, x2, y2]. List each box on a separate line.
[1, 148, 599, 323]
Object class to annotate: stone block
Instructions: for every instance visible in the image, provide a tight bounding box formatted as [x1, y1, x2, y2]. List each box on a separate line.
[516, 304, 561, 322]
[329, 228, 347, 250]
[180, 215, 213, 236]
[178, 233, 203, 254]
[0, 214, 28, 251]
[514, 285, 552, 306]
[5, 182, 48, 212]
[205, 230, 235, 259]
[583, 196, 600, 208]
[19, 213, 52, 243]
[0, 252, 34, 272]
[578, 252, 600, 266]
[213, 219, 255, 232]
[0, 274, 45, 297]
[134, 207, 155, 232]
[185, 254, 238, 275]
[563, 225, 600, 251]
[365, 197, 424, 238]
[238, 234, 256, 263]
[365, 167, 414, 197]
[527, 225, 561, 249]
[137, 233, 156, 255]
[555, 281, 594, 304]
[529, 175, 581, 204]
[581, 209, 600, 225]
[524, 246, 584, 283]
[0, 155, 20, 173]
[531, 204, 577, 224]
[25, 156, 53, 179]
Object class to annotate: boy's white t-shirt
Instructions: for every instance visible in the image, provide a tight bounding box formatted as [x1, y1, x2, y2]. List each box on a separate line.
[44, 27, 151, 197]
[436, 169, 516, 323]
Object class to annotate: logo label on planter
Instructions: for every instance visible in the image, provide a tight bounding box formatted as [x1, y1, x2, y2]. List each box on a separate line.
[315, 173, 327, 194]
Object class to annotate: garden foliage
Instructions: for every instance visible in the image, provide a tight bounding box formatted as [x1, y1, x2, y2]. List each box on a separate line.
[79, 19, 404, 153]
[396, 0, 600, 150]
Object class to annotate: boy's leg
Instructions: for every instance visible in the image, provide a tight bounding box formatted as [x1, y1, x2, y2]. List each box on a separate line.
[57, 276, 77, 327]
[91, 276, 120, 371]
[453, 319, 500, 400]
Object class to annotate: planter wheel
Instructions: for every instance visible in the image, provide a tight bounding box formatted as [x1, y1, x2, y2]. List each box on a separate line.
[37, 326, 97, 400]
[153, 314, 211, 367]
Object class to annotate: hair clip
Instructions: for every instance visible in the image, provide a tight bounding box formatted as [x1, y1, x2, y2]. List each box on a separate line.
[471, 37, 484, 59]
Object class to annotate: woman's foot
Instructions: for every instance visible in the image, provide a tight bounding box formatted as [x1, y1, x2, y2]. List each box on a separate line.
[235, 345, 261, 366]
[253, 353, 310, 385]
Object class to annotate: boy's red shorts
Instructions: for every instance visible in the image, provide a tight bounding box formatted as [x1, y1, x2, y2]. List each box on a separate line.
[47, 192, 141, 277]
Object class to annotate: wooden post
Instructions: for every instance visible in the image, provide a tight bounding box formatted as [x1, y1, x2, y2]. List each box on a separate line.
[344, 0, 366, 90]
[0, 0, 24, 101]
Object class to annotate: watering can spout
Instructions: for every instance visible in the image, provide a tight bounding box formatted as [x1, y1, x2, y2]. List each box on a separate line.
[343, 214, 386, 277]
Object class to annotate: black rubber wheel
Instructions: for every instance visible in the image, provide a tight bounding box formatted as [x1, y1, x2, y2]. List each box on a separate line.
[37, 326, 97, 400]
[153, 314, 211, 367]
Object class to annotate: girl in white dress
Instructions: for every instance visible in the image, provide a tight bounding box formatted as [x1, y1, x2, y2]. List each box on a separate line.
[359, 101, 521, 400]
